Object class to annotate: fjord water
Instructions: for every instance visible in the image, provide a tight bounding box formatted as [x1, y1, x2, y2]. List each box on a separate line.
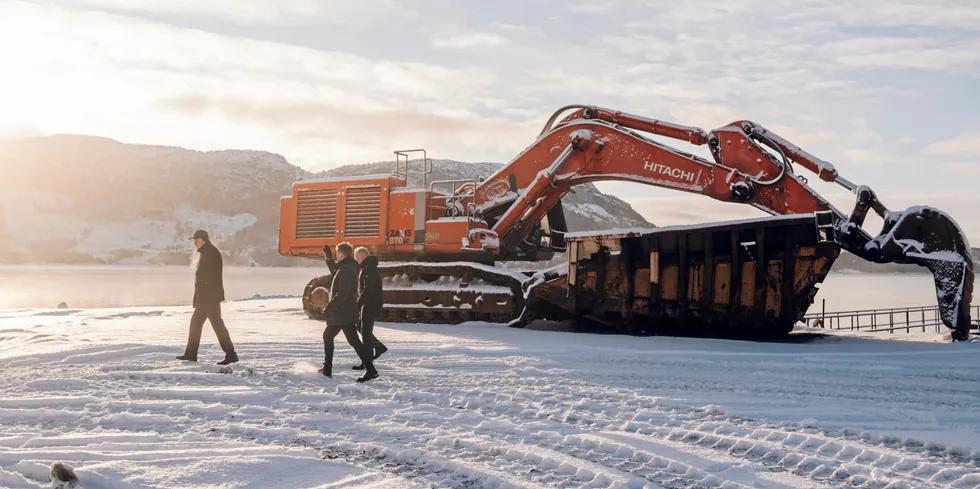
[0, 265, 945, 313]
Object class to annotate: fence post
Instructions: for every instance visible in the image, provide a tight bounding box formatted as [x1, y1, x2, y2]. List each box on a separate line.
[906, 310, 910, 333]
[822, 298, 825, 321]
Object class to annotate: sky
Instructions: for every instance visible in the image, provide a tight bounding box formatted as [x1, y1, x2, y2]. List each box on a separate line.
[1, 0, 979, 238]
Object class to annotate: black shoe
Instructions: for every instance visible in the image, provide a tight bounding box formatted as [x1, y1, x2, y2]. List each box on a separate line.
[356, 370, 379, 383]
[352, 364, 366, 370]
[317, 367, 332, 378]
[176, 354, 197, 362]
[373, 345, 388, 360]
[217, 353, 239, 366]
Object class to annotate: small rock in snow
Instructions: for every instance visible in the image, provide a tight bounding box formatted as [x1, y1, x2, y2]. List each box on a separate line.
[57, 302, 68, 309]
[49, 461, 78, 488]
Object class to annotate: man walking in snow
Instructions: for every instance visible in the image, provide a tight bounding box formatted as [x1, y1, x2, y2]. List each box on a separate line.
[319, 242, 378, 382]
[351, 247, 388, 371]
[177, 230, 239, 365]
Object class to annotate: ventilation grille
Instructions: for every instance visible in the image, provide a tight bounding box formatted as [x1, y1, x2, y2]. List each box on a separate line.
[344, 185, 382, 238]
[295, 189, 338, 239]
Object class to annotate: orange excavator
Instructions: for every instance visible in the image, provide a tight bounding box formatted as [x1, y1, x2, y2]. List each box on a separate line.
[279, 105, 975, 341]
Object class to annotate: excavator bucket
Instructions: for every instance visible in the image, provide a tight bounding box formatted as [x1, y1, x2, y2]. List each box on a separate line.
[860, 206, 975, 340]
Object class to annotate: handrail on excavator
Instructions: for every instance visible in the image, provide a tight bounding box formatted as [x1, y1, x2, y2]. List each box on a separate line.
[393, 148, 433, 188]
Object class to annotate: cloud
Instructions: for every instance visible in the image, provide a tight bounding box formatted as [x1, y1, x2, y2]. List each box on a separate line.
[0, 1, 512, 167]
[943, 162, 980, 177]
[34, 0, 413, 25]
[835, 0, 980, 29]
[820, 37, 980, 70]
[569, 3, 622, 14]
[924, 133, 980, 157]
[433, 32, 508, 49]
[0, 123, 45, 140]
[157, 95, 539, 164]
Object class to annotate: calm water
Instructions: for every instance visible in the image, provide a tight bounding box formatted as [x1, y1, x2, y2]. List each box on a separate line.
[0, 266, 325, 310]
[0, 265, 947, 312]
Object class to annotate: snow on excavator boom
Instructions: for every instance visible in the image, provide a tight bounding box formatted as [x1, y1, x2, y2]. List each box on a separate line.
[278, 105, 974, 341]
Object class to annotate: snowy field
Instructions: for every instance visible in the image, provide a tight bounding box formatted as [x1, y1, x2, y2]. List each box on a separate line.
[1, 297, 979, 488]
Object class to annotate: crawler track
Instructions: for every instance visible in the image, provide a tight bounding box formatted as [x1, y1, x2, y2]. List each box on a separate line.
[302, 262, 531, 325]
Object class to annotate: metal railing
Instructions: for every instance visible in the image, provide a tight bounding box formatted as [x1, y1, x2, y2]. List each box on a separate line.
[800, 300, 980, 334]
[393, 149, 433, 188]
[429, 179, 476, 213]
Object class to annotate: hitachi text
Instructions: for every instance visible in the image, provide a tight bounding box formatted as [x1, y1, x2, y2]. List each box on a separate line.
[643, 162, 696, 182]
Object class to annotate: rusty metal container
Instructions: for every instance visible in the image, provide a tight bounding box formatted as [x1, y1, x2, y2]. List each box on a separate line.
[560, 213, 840, 338]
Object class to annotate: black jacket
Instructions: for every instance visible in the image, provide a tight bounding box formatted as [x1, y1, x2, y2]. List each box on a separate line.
[325, 256, 360, 325]
[193, 241, 225, 308]
[358, 256, 384, 320]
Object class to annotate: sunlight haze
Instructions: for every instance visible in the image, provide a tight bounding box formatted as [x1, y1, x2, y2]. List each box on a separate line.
[1, 0, 979, 233]
[2, 4, 980, 486]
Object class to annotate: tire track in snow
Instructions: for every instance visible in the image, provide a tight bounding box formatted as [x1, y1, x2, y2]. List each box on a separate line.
[278, 393, 653, 488]
[348, 371, 980, 489]
[439, 369, 980, 470]
[271, 376, 825, 488]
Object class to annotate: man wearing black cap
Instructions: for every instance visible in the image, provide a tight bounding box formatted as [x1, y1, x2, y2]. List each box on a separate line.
[176, 230, 239, 365]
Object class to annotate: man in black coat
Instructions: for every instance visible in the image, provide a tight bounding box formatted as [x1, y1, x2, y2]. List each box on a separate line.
[177, 230, 239, 365]
[352, 247, 387, 371]
[319, 242, 377, 382]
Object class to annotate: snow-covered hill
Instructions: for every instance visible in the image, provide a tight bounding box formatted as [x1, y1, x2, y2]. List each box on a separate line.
[0, 136, 652, 266]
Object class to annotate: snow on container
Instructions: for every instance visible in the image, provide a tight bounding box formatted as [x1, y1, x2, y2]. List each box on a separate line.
[556, 213, 840, 338]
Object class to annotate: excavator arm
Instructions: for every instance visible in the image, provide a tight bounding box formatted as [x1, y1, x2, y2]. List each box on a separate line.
[472, 105, 975, 340]
[476, 107, 837, 249]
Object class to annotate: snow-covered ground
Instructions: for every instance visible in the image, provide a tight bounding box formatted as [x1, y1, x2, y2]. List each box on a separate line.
[1, 298, 979, 489]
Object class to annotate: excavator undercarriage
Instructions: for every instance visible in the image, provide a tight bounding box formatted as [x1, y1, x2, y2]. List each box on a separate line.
[281, 106, 975, 341]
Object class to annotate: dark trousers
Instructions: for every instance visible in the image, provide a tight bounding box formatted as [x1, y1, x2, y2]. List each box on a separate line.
[185, 302, 236, 356]
[323, 323, 375, 373]
[359, 316, 387, 354]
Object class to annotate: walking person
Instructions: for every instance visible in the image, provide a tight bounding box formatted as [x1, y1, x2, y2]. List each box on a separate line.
[177, 230, 239, 365]
[352, 247, 388, 371]
[319, 242, 378, 382]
